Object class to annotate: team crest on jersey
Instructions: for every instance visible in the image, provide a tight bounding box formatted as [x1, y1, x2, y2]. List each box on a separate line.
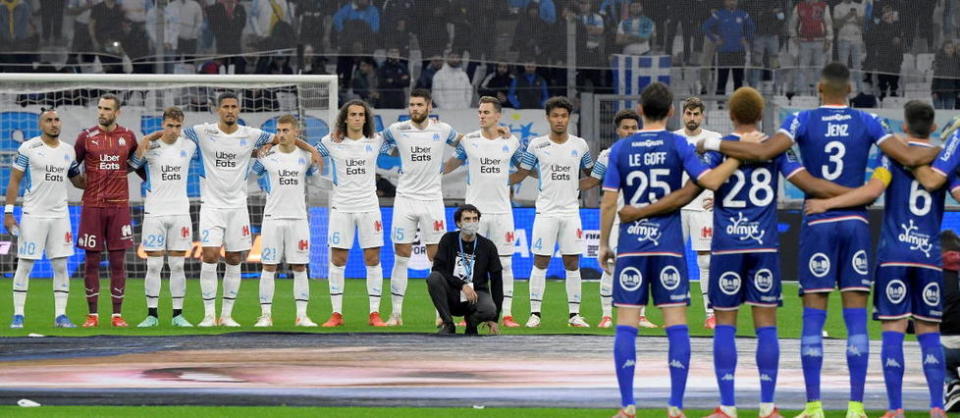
[619, 266, 643, 292]
[754, 269, 774, 292]
[239, 138, 248, 146]
[719, 272, 741, 295]
[923, 282, 940, 306]
[298, 240, 309, 251]
[809, 252, 830, 277]
[659, 266, 681, 291]
[502, 145, 510, 153]
[627, 219, 662, 246]
[432, 133, 441, 142]
[179, 150, 187, 158]
[898, 219, 933, 257]
[365, 144, 373, 152]
[119, 138, 126, 146]
[298, 157, 306, 166]
[63, 154, 70, 161]
[886, 279, 907, 304]
[851, 250, 869, 275]
[726, 212, 764, 245]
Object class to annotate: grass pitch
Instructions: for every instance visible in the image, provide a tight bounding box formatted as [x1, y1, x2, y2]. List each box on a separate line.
[0, 278, 887, 339]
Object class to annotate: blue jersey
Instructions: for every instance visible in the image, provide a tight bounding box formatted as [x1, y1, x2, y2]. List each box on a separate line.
[931, 130, 960, 178]
[779, 106, 893, 222]
[705, 134, 805, 253]
[602, 130, 711, 256]
[876, 143, 960, 267]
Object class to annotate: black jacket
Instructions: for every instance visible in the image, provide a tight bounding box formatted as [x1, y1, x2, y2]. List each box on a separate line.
[431, 231, 504, 316]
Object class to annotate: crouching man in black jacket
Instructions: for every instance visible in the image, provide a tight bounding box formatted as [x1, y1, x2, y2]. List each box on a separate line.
[427, 204, 504, 335]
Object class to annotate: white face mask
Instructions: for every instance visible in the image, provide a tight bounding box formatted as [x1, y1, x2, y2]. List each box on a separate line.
[460, 221, 480, 236]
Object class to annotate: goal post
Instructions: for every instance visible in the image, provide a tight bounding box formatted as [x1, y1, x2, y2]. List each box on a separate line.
[0, 73, 338, 280]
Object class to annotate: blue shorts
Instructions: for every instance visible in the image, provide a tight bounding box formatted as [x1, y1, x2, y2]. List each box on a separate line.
[613, 254, 690, 308]
[798, 217, 872, 295]
[873, 263, 943, 323]
[709, 251, 783, 310]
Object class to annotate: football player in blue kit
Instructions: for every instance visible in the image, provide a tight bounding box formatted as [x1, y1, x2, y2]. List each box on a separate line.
[809, 101, 954, 418]
[598, 82, 741, 418]
[698, 63, 941, 418]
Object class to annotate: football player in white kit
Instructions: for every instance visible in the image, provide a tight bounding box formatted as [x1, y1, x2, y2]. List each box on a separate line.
[317, 100, 393, 328]
[130, 107, 196, 328]
[581, 109, 658, 329]
[5, 109, 78, 328]
[442, 96, 525, 327]
[512, 97, 595, 328]
[379, 89, 462, 326]
[252, 115, 319, 328]
[675, 97, 722, 329]
[183, 92, 321, 327]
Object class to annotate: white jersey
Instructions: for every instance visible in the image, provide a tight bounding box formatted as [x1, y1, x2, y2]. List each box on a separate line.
[317, 134, 392, 213]
[13, 137, 74, 218]
[133, 137, 196, 217]
[674, 128, 721, 211]
[455, 130, 523, 215]
[382, 119, 458, 201]
[591, 148, 625, 210]
[184, 122, 273, 209]
[520, 134, 594, 215]
[252, 148, 316, 220]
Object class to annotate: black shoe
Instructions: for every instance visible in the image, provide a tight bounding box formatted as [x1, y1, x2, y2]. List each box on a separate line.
[437, 322, 456, 335]
[946, 382, 960, 412]
[465, 318, 479, 336]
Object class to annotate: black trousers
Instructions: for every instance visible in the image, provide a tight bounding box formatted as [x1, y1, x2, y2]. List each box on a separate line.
[426, 271, 496, 326]
[40, 0, 64, 40]
[716, 51, 745, 95]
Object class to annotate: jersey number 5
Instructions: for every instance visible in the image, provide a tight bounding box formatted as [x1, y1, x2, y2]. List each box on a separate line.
[625, 169, 670, 206]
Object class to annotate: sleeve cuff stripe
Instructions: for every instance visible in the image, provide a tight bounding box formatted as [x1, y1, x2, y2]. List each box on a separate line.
[785, 167, 805, 179]
[602, 186, 618, 192]
[932, 167, 948, 177]
[776, 129, 796, 141]
[695, 168, 713, 180]
[876, 134, 893, 145]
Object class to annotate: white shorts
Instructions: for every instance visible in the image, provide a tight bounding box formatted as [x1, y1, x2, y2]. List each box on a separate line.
[531, 214, 583, 256]
[329, 209, 384, 249]
[141, 215, 193, 252]
[17, 215, 74, 260]
[392, 197, 445, 245]
[479, 212, 515, 256]
[261, 218, 310, 265]
[610, 217, 621, 254]
[682, 209, 713, 252]
[199, 206, 252, 252]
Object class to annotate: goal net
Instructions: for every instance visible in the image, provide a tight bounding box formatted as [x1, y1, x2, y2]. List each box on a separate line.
[0, 74, 338, 281]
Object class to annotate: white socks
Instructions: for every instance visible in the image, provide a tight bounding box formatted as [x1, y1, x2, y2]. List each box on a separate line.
[329, 264, 345, 314]
[200, 261, 218, 316]
[698, 253, 712, 315]
[259, 269, 275, 316]
[500, 256, 514, 317]
[168, 256, 186, 310]
[529, 266, 546, 313]
[293, 269, 309, 318]
[600, 269, 613, 317]
[12, 258, 34, 316]
[221, 263, 241, 317]
[145, 256, 163, 309]
[366, 263, 383, 313]
[566, 269, 582, 315]
[52, 258, 69, 317]
[390, 256, 409, 316]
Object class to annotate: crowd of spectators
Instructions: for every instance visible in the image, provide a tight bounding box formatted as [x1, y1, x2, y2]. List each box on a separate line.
[2, 0, 960, 109]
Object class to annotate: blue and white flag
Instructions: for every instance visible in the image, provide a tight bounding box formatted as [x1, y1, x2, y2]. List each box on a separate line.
[611, 54, 672, 109]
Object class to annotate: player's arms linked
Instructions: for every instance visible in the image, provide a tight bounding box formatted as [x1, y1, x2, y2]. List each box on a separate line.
[69, 173, 86, 189]
[913, 165, 947, 191]
[579, 176, 600, 191]
[618, 180, 702, 224]
[598, 189, 619, 269]
[442, 156, 463, 174]
[509, 167, 531, 184]
[788, 169, 853, 198]
[804, 177, 886, 215]
[699, 131, 791, 161]
[880, 134, 940, 167]
[3, 168, 23, 232]
[695, 158, 741, 190]
[952, 188, 960, 202]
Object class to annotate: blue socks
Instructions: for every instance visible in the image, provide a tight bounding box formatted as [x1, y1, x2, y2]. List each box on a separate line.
[881, 331, 905, 411]
[918, 332, 945, 409]
[800, 307, 827, 402]
[666, 324, 691, 409]
[756, 326, 780, 404]
[713, 325, 737, 407]
[614, 325, 638, 407]
[843, 308, 869, 403]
